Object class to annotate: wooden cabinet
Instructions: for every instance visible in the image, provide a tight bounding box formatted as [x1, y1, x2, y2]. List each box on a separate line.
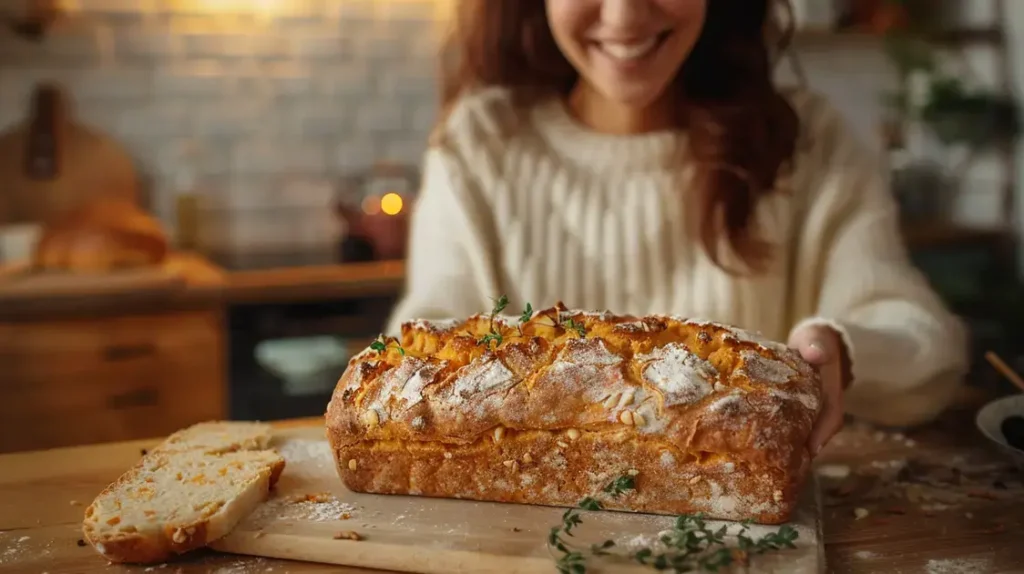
[0, 309, 227, 453]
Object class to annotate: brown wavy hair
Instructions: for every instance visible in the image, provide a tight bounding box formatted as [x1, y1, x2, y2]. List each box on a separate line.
[433, 0, 800, 273]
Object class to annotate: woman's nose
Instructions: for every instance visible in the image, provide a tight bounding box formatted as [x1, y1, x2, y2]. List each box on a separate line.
[601, 0, 652, 29]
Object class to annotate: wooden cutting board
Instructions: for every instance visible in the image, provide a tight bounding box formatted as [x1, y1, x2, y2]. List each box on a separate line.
[0, 82, 139, 226]
[211, 427, 826, 573]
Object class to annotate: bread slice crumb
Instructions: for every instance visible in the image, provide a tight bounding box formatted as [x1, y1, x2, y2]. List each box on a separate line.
[82, 421, 284, 564]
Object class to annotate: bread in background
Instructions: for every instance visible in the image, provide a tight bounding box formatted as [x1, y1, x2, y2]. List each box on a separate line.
[33, 198, 169, 273]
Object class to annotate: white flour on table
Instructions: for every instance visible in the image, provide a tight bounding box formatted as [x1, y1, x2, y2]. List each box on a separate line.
[925, 557, 992, 574]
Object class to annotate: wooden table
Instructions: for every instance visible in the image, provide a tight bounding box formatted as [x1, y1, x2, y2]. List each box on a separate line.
[2, 399, 1022, 574]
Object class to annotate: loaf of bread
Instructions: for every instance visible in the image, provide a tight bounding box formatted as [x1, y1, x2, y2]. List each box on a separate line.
[325, 303, 822, 525]
[33, 198, 168, 273]
[83, 421, 285, 564]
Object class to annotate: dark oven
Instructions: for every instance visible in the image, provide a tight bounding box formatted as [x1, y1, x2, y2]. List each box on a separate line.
[226, 295, 396, 421]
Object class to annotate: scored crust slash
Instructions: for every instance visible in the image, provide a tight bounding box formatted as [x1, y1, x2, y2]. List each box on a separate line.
[325, 300, 822, 525]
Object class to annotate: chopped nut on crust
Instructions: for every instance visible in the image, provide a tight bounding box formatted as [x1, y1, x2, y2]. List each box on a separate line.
[602, 393, 619, 409]
[361, 410, 380, 428]
[333, 531, 363, 541]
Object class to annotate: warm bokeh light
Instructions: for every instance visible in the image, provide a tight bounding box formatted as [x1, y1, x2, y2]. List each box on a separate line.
[361, 195, 381, 216]
[380, 193, 403, 216]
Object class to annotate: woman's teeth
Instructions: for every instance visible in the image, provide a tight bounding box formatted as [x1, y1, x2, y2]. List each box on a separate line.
[597, 37, 659, 61]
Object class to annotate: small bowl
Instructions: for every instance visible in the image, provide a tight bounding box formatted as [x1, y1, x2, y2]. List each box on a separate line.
[975, 394, 1024, 470]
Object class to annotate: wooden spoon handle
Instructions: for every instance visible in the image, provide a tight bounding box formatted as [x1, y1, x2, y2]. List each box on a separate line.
[985, 351, 1024, 394]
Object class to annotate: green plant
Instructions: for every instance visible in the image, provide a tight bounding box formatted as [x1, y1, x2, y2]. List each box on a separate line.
[880, 28, 1020, 149]
[920, 78, 1021, 148]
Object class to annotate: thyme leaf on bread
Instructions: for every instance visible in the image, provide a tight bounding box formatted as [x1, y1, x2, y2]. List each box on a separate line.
[491, 294, 510, 316]
[370, 334, 405, 355]
[520, 302, 534, 323]
[479, 295, 510, 348]
[603, 475, 636, 497]
[517, 302, 534, 336]
[562, 318, 586, 337]
[478, 332, 503, 348]
[548, 475, 799, 573]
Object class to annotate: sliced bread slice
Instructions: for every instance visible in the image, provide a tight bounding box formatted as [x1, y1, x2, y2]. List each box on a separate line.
[153, 420, 274, 455]
[82, 421, 285, 564]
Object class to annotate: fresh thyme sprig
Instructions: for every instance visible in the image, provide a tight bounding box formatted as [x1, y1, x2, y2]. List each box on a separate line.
[520, 302, 534, 323]
[516, 302, 534, 336]
[549, 475, 635, 573]
[548, 475, 799, 574]
[562, 317, 586, 338]
[478, 295, 509, 348]
[369, 334, 404, 355]
[490, 294, 509, 318]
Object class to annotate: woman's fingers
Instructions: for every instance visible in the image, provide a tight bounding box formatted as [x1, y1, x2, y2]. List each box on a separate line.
[788, 324, 837, 366]
[807, 359, 844, 456]
[789, 324, 846, 456]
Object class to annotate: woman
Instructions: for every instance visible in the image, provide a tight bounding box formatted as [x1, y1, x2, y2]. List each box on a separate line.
[385, 0, 969, 454]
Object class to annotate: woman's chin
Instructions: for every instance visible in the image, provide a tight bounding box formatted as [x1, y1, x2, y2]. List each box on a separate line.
[592, 83, 670, 113]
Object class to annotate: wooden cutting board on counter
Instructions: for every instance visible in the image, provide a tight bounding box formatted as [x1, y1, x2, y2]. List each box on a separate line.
[211, 427, 826, 574]
[0, 82, 139, 225]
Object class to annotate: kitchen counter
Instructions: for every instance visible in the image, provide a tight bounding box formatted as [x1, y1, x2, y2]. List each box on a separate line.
[1, 391, 1022, 574]
[0, 256, 405, 319]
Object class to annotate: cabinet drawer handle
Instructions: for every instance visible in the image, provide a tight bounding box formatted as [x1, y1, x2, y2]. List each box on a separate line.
[102, 343, 157, 361]
[107, 387, 160, 409]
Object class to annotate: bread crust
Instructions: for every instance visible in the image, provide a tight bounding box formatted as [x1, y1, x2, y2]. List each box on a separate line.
[326, 304, 821, 524]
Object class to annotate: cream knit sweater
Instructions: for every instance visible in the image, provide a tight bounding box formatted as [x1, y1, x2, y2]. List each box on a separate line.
[386, 86, 969, 428]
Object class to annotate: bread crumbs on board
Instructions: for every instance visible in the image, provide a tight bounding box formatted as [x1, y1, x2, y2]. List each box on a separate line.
[245, 492, 358, 527]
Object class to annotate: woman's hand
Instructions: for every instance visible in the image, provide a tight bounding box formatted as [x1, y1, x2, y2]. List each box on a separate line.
[788, 323, 850, 456]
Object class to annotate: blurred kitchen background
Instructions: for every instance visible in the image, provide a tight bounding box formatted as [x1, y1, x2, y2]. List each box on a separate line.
[0, 0, 1021, 452]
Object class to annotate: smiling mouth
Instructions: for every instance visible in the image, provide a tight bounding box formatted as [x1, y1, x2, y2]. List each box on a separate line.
[592, 30, 672, 62]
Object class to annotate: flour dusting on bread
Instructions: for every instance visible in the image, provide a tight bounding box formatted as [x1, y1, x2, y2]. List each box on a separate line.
[637, 342, 717, 407]
[736, 349, 799, 385]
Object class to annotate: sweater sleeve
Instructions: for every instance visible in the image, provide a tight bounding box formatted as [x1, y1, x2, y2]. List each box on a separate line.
[787, 101, 970, 428]
[383, 146, 503, 336]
